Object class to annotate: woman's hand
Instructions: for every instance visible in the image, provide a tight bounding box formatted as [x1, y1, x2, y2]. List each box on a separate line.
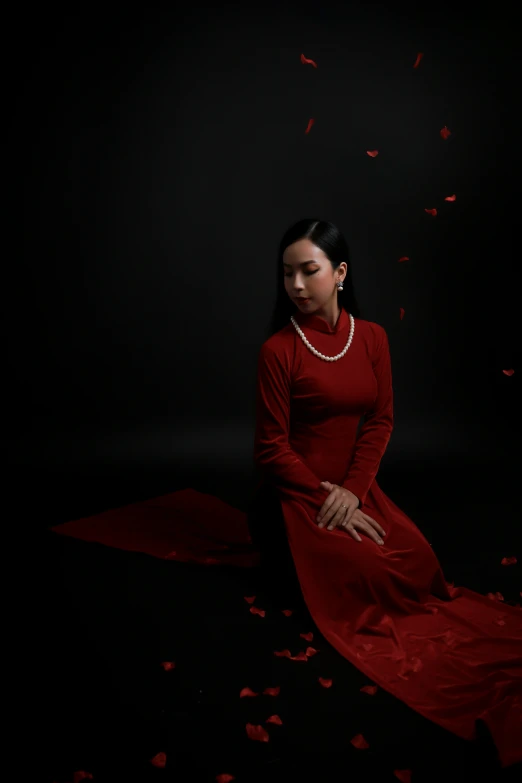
[317, 481, 386, 545]
[317, 481, 359, 531]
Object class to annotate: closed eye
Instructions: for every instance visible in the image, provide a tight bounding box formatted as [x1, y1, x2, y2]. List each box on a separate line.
[284, 269, 319, 277]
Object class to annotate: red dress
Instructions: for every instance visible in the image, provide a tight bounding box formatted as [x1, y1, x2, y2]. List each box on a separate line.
[53, 306, 522, 767]
[251, 306, 522, 767]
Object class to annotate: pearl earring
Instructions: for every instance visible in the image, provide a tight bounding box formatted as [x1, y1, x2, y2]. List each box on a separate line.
[337, 280, 344, 291]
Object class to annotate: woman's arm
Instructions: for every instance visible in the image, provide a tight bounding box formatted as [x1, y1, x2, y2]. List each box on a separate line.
[253, 342, 330, 517]
[341, 324, 394, 507]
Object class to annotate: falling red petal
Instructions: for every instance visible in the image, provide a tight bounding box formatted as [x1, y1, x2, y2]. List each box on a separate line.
[161, 661, 175, 671]
[281, 609, 293, 616]
[501, 556, 517, 566]
[440, 125, 451, 139]
[318, 677, 333, 688]
[216, 775, 236, 783]
[266, 714, 283, 725]
[300, 53, 318, 68]
[360, 685, 378, 695]
[305, 646, 319, 657]
[424, 208, 437, 216]
[250, 606, 266, 617]
[399, 307, 405, 320]
[503, 369, 515, 376]
[445, 194, 456, 201]
[366, 150, 379, 157]
[263, 686, 281, 696]
[300, 632, 314, 641]
[73, 773, 93, 783]
[305, 118, 315, 134]
[398, 256, 409, 262]
[413, 52, 423, 68]
[246, 723, 270, 742]
[394, 771, 412, 783]
[289, 651, 308, 661]
[351, 733, 370, 749]
[244, 595, 256, 604]
[240, 687, 259, 698]
[274, 649, 292, 658]
[150, 752, 167, 768]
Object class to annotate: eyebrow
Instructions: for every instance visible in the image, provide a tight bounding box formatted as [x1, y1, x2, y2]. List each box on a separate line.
[282, 260, 320, 267]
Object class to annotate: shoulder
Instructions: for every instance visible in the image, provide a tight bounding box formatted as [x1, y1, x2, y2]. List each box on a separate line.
[354, 318, 390, 359]
[257, 324, 295, 368]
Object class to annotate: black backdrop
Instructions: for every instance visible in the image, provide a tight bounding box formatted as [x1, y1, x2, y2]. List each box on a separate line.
[8, 1, 519, 526]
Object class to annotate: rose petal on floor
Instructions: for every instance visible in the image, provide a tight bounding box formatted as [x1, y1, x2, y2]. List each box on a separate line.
[318, 677, 333, 688]
[274, 649, 292, 658]
[263, 686, 281, 696]
[150, 752, 167, 768]
[440, 125, 451, 139]
[360, 685, 378, 695]
[246, 723, 270, 742]
[398, 256, 409, 262]
[216, 775, 235, 783]
[394, 770, 412, 783]
[73, 773, 93, 783]
[305, 118, 315, 134]
[240, 687, 259, 698]
[289, 651, 308, 661]
[366, 150, 379, 157]
[305, 646, 319, 657]
[266, 714, 283, 725]
[424, 208, 437, 216]
[501, 556, 517, 566]
[300, 632, 314, 641]
[160, 661, 175, 671]
[445, 194, 456, 201]
[350, 733, 369, 749]
[250, 606, 266, 617]
[413, 52, 423, 68]
[281, 609, 293, 616]
[244, 596, 256, 604]
[300, 53, 318, 68]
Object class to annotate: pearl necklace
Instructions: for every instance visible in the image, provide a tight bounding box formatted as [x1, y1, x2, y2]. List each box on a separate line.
[290, 313, 355, 362]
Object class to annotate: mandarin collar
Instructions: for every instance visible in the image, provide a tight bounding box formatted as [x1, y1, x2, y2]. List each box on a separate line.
[293, 306, 349, 334]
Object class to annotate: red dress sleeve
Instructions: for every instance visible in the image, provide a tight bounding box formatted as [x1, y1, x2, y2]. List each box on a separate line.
[341, 324, 394, 507]
[253, 341, 330, 518]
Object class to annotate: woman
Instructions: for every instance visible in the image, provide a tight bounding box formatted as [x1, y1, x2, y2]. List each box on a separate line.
[247, 217, 522, 767]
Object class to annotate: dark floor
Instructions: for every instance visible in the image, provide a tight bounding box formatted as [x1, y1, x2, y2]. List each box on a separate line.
[31, 455, 521, 782]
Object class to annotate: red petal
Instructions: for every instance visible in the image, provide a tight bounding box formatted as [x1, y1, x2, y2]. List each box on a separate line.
[216, 775, 236, 783]
[305, 118, 315, 134]
[289, 651, 308, 661]
[240, 687, 259, 698]
[503, 369, 515, 376]
[440, 125, 451, 139]
[263, 686, 281, 696]
[246, 723, 270, 742]
[300, 53, 318, 68]
[160, 661, 175, 671]
[73, 773, 93, 783]
[413, 52, 423, 68]
[424, 208, 437, 216]
[444, 194, 456, 201]
[394, 771, 412, 783]
[300, 632, 314, 641]
[350, 733, 370, 749]
[366, 150, 379, 157]
[274, 649, 292, 658]
[281, 609, 293, 616]
[150, 752, 167, 768]
[244, 595, 256, 604]
[249, 606, 266, 617]
[266, 714, 283, 725]
[318, 677, 333, 688]
[305, 646, 319, 657]
[399, 307, 405, 320]
[360, 685, 378, 695]
[501, 556, 517, 566]
[398, 256, 410, 262]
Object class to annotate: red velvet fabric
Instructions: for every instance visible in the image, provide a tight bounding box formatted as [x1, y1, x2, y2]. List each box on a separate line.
[52, 307, 522, 767]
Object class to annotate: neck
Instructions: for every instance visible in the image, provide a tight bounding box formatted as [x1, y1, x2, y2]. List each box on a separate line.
[313, 299, 341, 330]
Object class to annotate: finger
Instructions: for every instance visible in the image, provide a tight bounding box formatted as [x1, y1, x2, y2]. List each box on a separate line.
[326, 506, 347, 531]
[346, 525, 362, 542]
[364, 515, 386, 538]
[317, 498, 337, 527]
[357, 520, 384, 545]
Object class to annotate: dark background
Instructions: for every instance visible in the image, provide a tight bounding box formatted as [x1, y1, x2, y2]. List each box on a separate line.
[10, 2, 521, 780]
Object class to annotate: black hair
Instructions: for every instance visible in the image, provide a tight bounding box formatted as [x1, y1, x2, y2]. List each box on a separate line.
[266, 218, 362, 339]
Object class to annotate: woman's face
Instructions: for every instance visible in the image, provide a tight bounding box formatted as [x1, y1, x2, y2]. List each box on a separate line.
[282, 238, 345, 312]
